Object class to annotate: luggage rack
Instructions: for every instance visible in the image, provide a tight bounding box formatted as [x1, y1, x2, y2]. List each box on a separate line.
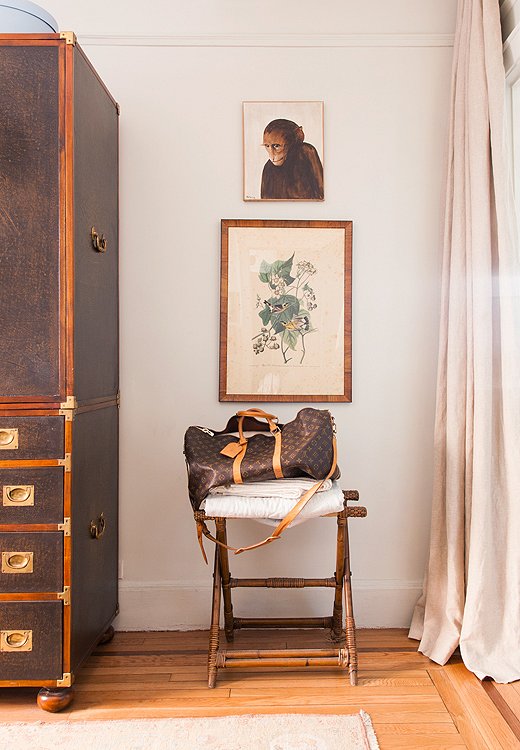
[194, 490, 367, 688]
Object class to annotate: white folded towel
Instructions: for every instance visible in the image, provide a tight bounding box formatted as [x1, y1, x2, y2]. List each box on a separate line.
[208, 478, 332, 499]
[202, 480, 344, 527]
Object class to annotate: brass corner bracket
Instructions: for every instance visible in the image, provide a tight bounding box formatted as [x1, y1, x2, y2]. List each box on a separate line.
[58, 586, 71, 606]
[58, 454, 72, 473]
[56, 672, 73, 687]
[59, 32, 77, 46]
[60, 396, 77, 410]
[58, 518, 71, 537]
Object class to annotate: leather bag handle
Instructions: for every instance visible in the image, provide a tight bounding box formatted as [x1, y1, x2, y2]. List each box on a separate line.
[220, 409, 283, 483]
[237, 410, 279, 444]
[218, 411, 283, 436]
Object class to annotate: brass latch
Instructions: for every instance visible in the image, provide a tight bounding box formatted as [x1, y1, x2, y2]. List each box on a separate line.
[58, 586, 71, 606]
[58, 518, 71, 536]
[91, 227, 108, 253]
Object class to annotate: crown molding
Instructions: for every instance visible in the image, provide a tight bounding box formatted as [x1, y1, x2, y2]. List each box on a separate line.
[77, 32, 455, 49]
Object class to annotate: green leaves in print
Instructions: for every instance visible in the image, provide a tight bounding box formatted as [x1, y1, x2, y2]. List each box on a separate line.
[253, 254, 317, 364]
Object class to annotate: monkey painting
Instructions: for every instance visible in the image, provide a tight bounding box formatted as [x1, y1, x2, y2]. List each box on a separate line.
[260, 119, 324, 200]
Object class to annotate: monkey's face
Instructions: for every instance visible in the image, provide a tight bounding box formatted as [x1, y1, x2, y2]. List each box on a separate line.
[262, 130, 288, 166]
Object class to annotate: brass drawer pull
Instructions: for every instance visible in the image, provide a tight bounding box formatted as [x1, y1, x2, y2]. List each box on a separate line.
[89, 512, 106, 539]
[91, 226, 107, 253]
[0, 429, 18, 449]
[0, 630, 32, 652]
[1, 551, 34, 573]
[3, 485, 34, 506]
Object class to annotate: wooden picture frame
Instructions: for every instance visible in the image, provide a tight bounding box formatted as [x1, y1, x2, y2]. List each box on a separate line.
[243, 101, 324, 201]
[220, 219, 352, 402]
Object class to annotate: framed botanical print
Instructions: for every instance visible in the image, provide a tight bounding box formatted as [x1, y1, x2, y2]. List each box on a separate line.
[243, 101, 324, 201]
[220, 219, 352, 402]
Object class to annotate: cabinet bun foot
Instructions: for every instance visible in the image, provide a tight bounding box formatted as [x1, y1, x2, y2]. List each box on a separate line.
[98, 624, 115, 645]
[37, 687, 74, 713]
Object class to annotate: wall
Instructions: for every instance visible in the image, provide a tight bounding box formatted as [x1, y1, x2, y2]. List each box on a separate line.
[42, 0, 457, 628]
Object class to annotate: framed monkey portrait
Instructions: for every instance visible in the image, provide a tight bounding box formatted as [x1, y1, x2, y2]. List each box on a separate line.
[243, 101, 324, 201]
[220, 219, 352, 402]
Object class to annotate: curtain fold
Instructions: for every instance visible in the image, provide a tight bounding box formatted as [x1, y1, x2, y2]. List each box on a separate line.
[409, 0, 520, 683]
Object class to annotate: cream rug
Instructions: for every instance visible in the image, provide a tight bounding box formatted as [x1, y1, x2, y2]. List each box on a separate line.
[0, 713, 379, 749]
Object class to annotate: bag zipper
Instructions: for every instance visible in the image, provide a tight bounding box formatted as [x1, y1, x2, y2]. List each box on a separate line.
[195, 426, 215, 437]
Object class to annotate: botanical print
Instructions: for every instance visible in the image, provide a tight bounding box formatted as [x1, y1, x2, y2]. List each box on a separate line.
[253, 255, 318, 365]
[221, 222, 351, 402]
[243, 102, 324, 201]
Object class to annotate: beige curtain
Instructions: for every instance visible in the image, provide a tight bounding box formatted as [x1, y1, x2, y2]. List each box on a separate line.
[409, 0, 520, 683]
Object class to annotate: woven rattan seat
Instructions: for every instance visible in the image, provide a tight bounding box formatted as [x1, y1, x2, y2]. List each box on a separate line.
[195, 490, 367, 688]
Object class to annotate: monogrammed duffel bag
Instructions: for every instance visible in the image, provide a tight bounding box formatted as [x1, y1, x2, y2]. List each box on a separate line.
[184, 408, 340, 555]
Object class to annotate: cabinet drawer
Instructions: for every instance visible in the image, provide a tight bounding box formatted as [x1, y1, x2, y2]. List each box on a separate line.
[0, 467, 64, 525]
[0, 416, 64, 460]
[0, 600, 62, 681]
[0, 532, 63, 593]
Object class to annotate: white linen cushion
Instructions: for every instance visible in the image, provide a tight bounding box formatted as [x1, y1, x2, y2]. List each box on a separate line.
[202, 480, 344, 527]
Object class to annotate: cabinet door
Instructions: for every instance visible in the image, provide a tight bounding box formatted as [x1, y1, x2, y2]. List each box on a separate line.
[72, 47, 119, 403]
[0, 43, 64, 403]
[70, 405, 118, 670]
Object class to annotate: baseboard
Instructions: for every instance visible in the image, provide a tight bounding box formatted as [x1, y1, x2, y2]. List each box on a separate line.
[114, 579, 422, 631]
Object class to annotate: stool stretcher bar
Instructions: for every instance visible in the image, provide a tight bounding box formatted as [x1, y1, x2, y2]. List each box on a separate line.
[230, 577, 336, 588]
[216, 648, 350, 670]
[233, 617, 333, 629]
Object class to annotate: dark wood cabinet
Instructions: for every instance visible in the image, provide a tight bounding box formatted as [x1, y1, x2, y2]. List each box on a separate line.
[0, 33, 119, 712]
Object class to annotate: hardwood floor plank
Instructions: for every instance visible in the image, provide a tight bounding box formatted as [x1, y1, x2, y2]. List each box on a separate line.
[481, 681, 520, 743]
[489, 682, 520, 718]
[75, 672, 174, 684]
[429, 667, 494, 750]
[376, 723, 461, 736]
[443, 662, 519, 749]
[73, 684, 232, 697]
[225, 692, 443, 709]
[374, 736, 466, 748]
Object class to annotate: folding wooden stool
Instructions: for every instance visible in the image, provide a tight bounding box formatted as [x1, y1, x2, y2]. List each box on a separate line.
[194, 490, 367, 688]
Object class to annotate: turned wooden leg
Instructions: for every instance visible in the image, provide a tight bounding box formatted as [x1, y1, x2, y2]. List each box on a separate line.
[216, 518, 235, 642]
[208, 543, 222, 689]
[37, 687, 74, 713]
[331, 510, 347, 642]
[97, 624, 115, 645]
[343, 517, 358, 686]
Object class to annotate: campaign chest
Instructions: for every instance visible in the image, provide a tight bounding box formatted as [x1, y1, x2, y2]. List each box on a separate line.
[0, 33, 119, 711]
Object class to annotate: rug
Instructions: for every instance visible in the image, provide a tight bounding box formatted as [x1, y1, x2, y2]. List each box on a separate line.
[0, 713, 379, 749]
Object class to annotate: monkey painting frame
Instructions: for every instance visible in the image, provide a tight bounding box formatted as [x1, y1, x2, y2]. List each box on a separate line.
[243, 101, 324, 201]
[220, 219, 352, 402]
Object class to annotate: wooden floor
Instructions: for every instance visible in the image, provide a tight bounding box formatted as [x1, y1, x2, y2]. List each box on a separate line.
[2, 629, 520, 749]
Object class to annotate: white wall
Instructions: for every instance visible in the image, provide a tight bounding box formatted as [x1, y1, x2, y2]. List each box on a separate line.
[43, 0, 457, 629]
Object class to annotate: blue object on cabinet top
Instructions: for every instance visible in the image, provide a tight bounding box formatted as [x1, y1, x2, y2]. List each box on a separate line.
[0, 1, 58, 32]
